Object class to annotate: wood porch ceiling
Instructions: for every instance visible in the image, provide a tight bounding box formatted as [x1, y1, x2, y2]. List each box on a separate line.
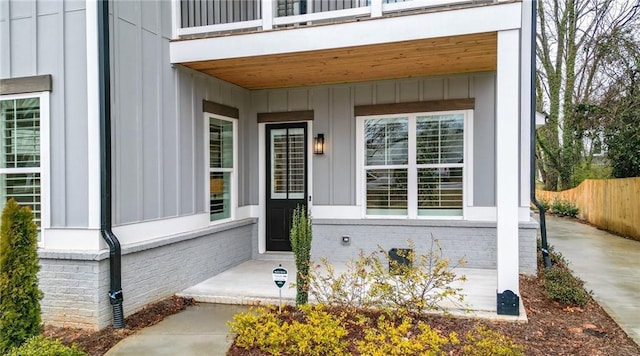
[181, 32, 497, 90]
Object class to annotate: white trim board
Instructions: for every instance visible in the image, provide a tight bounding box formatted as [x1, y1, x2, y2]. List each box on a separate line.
[42, 228, 103, 251]
[312, 206, 531, 222]
[112, 213, 210, 245]
[86, 0, 101, 229]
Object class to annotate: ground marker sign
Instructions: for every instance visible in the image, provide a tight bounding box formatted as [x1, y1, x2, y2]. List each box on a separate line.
[272, 266, 288, 288]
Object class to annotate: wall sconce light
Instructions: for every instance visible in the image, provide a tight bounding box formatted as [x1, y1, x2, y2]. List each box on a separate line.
[313, 134, 325, 155]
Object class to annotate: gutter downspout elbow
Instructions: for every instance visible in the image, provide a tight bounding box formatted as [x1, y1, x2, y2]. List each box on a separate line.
[98, 0, 125, 328]
[530, 0, 551, 269]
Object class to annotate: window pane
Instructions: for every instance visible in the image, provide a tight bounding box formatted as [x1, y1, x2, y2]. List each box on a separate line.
[209, 118, 233, 169]
[418, 167, 463, 216]
[270, 127, 306, 199]
[1, 98, 40, 169]
[366, 168, 407, 215]
[417, 114, 463, 165]
[288, 128, 305, 199]
[0, 173, 41, 226]
[270, 128, 287, 199]
[210, 171, 230, 220]
[365, 117, 408, 166]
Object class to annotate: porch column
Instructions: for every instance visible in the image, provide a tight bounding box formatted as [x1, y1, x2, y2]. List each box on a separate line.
[495, 29, 520, 315]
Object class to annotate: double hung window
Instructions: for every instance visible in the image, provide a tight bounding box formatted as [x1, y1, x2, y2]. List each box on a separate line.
[208, 115, 236, 222]
[360, 111, 468, 218]
[0, 94, 47, 229]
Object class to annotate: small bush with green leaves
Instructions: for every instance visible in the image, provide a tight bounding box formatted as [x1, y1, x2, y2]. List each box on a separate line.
[309, 238, 467, 315]
[290, 205, 313, 306]
[543, 266, 591, 307]
[532, 198, 550, 212]
[228, 304, 348, 356]
[536, 239, 569, 270]
[536, 239, 592, 307]
[5, 335, 86, 356]
[462, 326, 524, 356]
[549, 198, 579, 217]
[0, 199, 43, 354]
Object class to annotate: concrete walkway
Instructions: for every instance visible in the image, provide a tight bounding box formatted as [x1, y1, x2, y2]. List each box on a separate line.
[543, 215, 640, 345]
[106, 304, 248, 356]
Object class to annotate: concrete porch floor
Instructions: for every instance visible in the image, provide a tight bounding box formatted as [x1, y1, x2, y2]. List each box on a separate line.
[178, 258, 527, 322]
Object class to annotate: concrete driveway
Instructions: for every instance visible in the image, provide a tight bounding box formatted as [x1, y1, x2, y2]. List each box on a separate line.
[543, 215, 640, 345]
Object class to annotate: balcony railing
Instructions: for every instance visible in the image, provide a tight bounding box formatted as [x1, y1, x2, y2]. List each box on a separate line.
[175, 0, 495, 37]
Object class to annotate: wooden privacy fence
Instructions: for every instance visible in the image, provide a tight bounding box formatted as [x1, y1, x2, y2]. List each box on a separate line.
[536, 177, 640, 242]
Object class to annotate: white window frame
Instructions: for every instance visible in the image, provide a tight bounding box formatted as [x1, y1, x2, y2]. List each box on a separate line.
[204, 113, 238, 224]
[0, 92, 50, 243]
[356, 109, 472, 220]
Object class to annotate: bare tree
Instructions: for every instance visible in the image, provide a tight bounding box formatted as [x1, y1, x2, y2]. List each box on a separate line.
[536, 0, 640, 190]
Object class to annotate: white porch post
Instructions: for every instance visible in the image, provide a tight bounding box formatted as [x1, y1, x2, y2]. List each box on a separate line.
[496, 29, 521, 315]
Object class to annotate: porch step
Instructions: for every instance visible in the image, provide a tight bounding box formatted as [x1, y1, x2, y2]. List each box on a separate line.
[179, 261, 528, 323]
[255, 251, 295, 261]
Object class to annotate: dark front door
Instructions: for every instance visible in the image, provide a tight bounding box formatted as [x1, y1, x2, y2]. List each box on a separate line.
[266, 123, 307, 251]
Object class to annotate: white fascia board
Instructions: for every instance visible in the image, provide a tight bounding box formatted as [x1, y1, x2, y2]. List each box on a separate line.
[170, 2, 522, 63]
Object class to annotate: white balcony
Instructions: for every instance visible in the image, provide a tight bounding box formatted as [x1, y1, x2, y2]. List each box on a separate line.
[170, 0, 522, 89]
[173, 0, 510, 38]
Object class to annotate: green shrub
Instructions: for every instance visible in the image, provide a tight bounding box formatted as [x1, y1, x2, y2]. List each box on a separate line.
[290, 205, 313, 306]
[536, 239, 568, 270]
[543, 266, 591, 307]
[462, 326, 524, 356]
[536, 240, 591, 307]
[0, 199, 43, 353]
[229, 304, 348, 356]
[6, 335, 86, 356]
[548, 198, 579, 217]
[532, 198, 550, 212]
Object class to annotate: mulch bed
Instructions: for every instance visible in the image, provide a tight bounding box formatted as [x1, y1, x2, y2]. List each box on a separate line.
[46, 275, 639, 355]
[227, 275, 639, 355]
